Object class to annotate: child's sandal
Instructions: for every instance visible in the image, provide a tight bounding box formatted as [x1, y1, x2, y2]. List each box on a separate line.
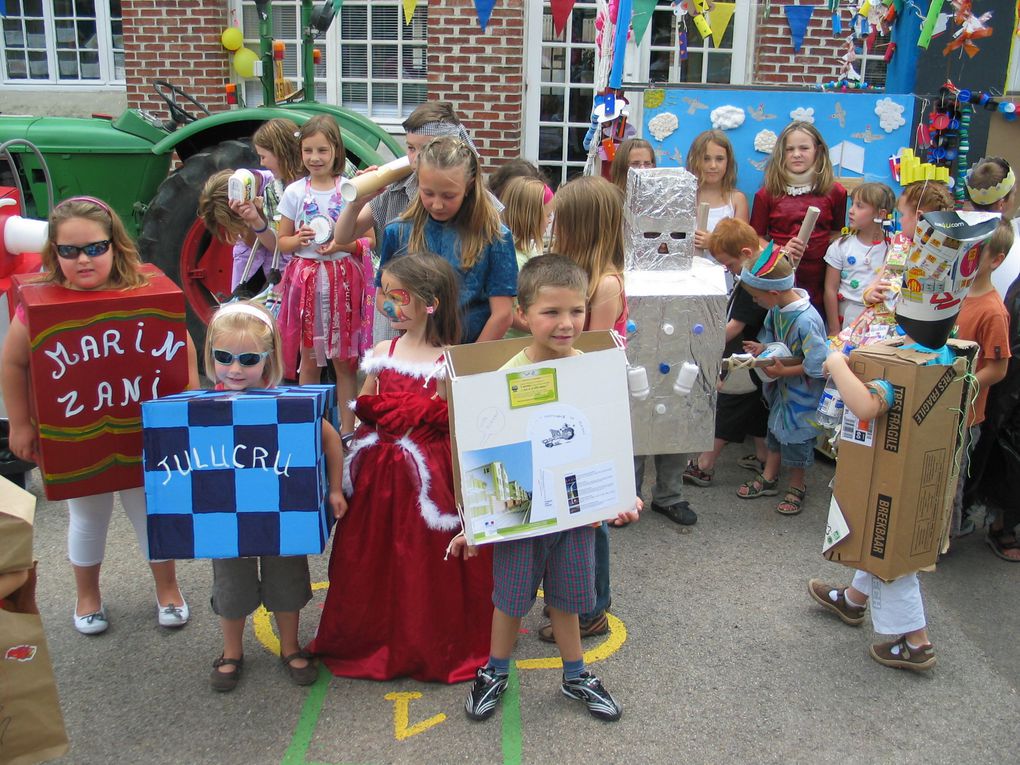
[777, 486, 806, 515]
[736, 473, 778, 499]
[682, 459, 714, 487]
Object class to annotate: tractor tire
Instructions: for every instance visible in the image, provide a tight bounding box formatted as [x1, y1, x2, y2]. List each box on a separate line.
[138, 139, 258, 357]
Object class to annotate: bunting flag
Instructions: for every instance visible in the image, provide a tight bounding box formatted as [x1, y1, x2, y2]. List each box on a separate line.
[708, 2, 736, 47]
[783, 5, 815, 53]
[551, 0, 577, 37]
[832, 10, 842, 35]
[631, 0, 658, 44]
[474, 0, 496, 31]
[402, 0, 416, 25]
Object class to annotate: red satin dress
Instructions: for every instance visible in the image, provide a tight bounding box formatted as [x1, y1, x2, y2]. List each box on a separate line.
[310, 338, 493, 683]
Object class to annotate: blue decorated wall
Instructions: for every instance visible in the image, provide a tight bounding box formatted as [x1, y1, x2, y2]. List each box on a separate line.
[640, 88, 916, 202]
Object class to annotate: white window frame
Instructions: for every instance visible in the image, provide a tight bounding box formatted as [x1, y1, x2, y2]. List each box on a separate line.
[524, 0, 752, 182]
[856, 29, 890, 87]
[231, 0, 427, 131]
[1, 0, 124, 89]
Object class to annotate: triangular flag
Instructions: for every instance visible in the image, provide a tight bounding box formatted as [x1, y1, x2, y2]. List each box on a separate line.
[631, 0, 658, 44]
[402, 0, 416, 25]
[474, 0, 496, 31]
[551, 0, 576, 37]
[708, 2, 736, 47]
[783, 5, 815, 53]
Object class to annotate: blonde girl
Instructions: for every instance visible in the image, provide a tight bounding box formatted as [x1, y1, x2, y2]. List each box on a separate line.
[502, 176, 548, 337]
[687, 129, 749, 252]
[609, 138, 656, 192]
[553, 175, 628, 335]
[204, 301, 344, 692]
[353, 135, 518, 343]
[750, 121, 847, 318]
[276, 115, 372, 441]
[1, 196, 199, 635]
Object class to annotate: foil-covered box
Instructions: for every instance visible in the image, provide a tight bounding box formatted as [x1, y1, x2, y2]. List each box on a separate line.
[625, 261, 727, 455]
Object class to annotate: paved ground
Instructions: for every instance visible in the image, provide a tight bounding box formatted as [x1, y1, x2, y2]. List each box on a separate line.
[21, 451, 1020, 765]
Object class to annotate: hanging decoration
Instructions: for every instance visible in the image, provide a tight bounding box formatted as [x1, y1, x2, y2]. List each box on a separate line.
[473, 0, 496, 31]
[608, 0, 633, 89]
[551, 0, 577, 37]
[402, 0, 416, 25]
[709, 2, 737, 47]
[918, 0, 945, 48]
[783, 5, 815, 53]
[220, 27, 243, 51]
[943, 0, 993, 57]
[632, 0, 659, 44]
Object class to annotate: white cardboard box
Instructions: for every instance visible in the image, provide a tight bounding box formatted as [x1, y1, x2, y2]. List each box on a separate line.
[445, 331, 637, 545]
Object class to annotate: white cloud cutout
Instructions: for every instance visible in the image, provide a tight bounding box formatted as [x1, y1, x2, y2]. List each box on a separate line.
[710, 105, 746, 130]
[789, 107, 815, 124]
[874, 97, 907, 133]
[648, 111, 679, 141]
[753, 129, 778, 154]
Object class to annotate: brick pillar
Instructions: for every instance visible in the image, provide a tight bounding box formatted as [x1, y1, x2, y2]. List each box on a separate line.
[427, 0, 526, 170]
[752, 1, 845, 85]
[122, 0, 231, 118]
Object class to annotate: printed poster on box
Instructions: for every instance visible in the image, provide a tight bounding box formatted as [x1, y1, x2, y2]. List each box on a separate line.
[13, 265, 190, 500]
[446, 332, 637, 545]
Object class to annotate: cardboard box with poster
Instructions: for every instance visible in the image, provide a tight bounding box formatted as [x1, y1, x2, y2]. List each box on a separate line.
[822, 339, 978, 581]
[445, 332, 637, 545]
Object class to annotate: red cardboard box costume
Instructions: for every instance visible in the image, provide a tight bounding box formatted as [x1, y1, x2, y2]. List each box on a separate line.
[13, 264, 189, 500]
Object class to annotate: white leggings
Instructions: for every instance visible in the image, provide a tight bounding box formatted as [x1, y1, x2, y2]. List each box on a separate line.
[851, 569, 926, 635]
[66, 488, 162, 567]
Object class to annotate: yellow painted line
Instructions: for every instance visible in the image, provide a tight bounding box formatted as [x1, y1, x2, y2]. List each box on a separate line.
[30, 308, 184, 348]
[254, 580, 329, 656]
[384, 692, 447, 740]
[42, 452, 140, 482]
[515, 611, 626, 670]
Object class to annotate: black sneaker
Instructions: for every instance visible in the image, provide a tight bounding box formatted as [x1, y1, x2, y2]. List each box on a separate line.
[465, 666, 509, 721]
[561, 671, 622, 721]
[651, 500, 697, 525]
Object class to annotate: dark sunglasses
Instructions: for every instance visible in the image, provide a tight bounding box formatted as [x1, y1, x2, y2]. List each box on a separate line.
[55, 240, 111, 259]
[212, 349, 270, 367]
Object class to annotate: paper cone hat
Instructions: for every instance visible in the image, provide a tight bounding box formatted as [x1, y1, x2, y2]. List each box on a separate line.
[896, 211, 1001, 347]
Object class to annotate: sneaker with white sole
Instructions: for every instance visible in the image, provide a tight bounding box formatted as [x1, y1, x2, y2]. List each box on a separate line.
[157, 598, 190, 628]
[465, 666, 509, 721]
[74, 603, 109, 635]
[870, 636, 936, 671]
[561, 671, 622, 721]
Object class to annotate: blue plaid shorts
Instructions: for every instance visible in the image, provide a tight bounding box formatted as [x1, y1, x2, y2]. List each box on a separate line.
[492, 526, 596, 618]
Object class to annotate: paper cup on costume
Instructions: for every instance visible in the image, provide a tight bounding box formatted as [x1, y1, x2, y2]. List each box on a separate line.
[306, 214, 334, 245]
[896, 210, 1001, 347]
[227, 169, 258, 203]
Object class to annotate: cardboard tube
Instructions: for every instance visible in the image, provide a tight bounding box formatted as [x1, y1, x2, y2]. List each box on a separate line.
[339, 156, 412, 203]
[696, 202, 710, 231]
[797, 206, 821, 244]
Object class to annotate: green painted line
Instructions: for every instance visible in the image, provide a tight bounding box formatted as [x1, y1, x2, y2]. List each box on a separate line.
[501, 663, 522, 765]
[281, 664, 332, 765]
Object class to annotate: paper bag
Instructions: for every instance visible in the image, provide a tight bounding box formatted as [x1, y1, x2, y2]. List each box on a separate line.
[0, 477, 36, 575]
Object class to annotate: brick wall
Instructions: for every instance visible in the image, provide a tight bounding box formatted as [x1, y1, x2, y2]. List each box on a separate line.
[752, 2, 850, 86]
[427, 0, 526, 169]
[122, 0, 229, 118]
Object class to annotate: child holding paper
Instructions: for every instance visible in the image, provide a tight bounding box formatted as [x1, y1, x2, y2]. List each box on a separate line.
[454, 255, 640, 723]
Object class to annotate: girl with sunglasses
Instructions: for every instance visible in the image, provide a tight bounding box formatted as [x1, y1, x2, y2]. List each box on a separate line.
[203, 301, 346, 691]
[1, 196, 199, 635]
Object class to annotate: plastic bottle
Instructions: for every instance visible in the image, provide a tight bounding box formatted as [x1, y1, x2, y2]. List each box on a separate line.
[816, 378, 845, 428]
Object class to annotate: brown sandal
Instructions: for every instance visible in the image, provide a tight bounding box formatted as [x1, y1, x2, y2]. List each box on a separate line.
[777, 486, 806, 515]
[736, 473, 778, 499]
[281, 650, 318, 686]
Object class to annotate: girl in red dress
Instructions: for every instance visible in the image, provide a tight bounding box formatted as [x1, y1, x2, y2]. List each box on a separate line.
[749, 121, 847, 321]
[311, 253, 493, 683]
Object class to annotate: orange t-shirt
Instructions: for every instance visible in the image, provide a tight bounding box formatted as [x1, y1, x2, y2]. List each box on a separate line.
[955, 289, 1012, 425]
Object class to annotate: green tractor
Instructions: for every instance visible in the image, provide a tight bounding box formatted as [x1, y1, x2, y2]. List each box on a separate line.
[0, 0, 402, 348]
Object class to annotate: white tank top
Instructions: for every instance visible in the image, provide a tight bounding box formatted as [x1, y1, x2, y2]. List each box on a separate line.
[701, 199, 737, 292]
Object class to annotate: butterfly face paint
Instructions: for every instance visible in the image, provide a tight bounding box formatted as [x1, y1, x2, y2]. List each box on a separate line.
[380, 286, 412, 322]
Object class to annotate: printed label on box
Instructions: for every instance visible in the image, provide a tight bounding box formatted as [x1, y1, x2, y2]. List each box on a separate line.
[841, 410, 875, 446]
[506, 368, 558, 409]
[564, 461, 618, 516]
[823, 495, 851, 553]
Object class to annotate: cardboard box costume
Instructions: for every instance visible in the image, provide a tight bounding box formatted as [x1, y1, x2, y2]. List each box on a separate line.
[142, 385, 338, 559]
[622, 167, 727, 455]
[12, 265, 189, 500]
[446, 332, 637, 545]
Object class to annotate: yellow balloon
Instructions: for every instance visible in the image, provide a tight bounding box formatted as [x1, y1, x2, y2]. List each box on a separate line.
[220, 27, 243, 51]
[233, 47, 259, 79]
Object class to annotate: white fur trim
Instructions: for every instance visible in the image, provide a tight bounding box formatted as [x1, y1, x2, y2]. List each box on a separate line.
[360, 351, 447, 382]
[347, 399, 359, 411]
[342, 431, 378, 495]
[396, 434, 461, 531]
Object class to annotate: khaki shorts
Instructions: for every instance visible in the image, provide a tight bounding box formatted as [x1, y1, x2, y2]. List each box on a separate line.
[211, 556, 312, 619]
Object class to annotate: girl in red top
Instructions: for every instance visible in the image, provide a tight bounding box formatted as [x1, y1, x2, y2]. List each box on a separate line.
[750, 121, 847, 320]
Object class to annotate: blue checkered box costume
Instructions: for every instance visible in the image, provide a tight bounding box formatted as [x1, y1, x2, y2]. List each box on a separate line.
[142, 385, 338, 559]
